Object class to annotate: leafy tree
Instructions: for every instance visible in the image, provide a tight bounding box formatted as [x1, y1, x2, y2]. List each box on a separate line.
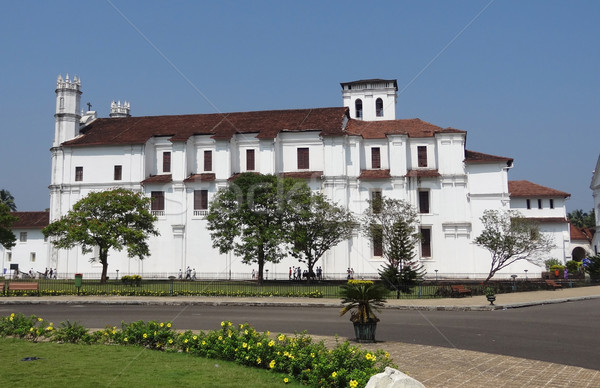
[0, 189, 16, 211]
[474, 209, 554, 282]
[360, 197, 424, 296]
[568, 209, 596, 229]
[207, 173, 310, 283]
[0, 203, 18, 249]
[288, 193, 356, 281]
[583, 254, 600, 280]
[43, 188, 159, 283]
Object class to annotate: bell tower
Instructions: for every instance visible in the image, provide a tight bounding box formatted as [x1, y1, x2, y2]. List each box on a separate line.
[341, 79, 398, 121]
[53, 74, 82, 147]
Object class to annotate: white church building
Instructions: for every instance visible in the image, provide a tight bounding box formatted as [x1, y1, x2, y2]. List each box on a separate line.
[41, 75, 574, 279]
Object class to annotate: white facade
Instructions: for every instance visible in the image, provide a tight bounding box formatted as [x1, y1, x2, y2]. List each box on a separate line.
[44, 75, 572, 279]
[1, 212, 50, 278]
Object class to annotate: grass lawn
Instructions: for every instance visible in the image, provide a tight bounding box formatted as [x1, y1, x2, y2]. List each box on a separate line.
[1, 337, 302, 387]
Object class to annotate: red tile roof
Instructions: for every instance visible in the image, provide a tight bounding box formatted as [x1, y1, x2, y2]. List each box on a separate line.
[12, 211, 49, 229]
[358, 169, 392, 179]
[63, 107, 349, 146]
[345, 118, 464, 139]
[279, 171, 324, 179]
[141, 174, 173, 184]
[508, 180, 570, 198]
[184, 173, 216, 182]
[570, 224, 594, 241]
[405, 169, 441, 178]
[464, 150, 513, 166]
[526, 217, 568, 223]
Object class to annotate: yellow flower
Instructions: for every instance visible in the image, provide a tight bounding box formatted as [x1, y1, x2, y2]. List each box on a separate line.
[332, 372, 338, 378]
[124, 337, 128, 342]
[269, 360, 276, 369]
[193, 335, 198, 340]
[168, 339, 173, 344]
[256, 357, 261, 364]
[244, 329, 249, 335]
[311, 353, 315, 358]
[242, 342, 248, 348]
[10, 313, 14, 317]
[218, 336, 223, 341]
[202, 341, 206, 345]
[30, 327, 34, 332]
[278, 334, 286, 341]
[160, 322, 164, 328]
[265, 330, 270, 335]
[167, 323, 171, 328]
[46, 326, 53, 331]
[228, 322, 232, 326]
[184, 339, 188, 343]
[283, 377, 289, 384]
[365, 353, 372, 360]
[372, 355, 377, 361]
[268, 340, 275, 347]
[349, 380, 358, 388]
[143, 333, 148, 338]
[385, 352, 390, 358]
[257, 342, 262, 347]
[221, 321, 225, 327]
[37, 317, 43, 322]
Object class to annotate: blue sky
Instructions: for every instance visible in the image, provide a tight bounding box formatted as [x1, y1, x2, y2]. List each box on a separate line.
[1, 0, 598, 212]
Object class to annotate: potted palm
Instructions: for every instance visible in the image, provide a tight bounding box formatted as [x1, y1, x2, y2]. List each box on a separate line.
[340, 280, 388, 342]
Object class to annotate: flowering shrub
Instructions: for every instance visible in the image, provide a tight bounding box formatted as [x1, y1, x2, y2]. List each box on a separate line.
[33, 288, 323, 298]
[0, 314, 395, 387]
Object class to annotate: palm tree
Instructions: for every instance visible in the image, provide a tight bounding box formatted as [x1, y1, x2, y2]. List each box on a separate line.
[0, 189, 16, 211]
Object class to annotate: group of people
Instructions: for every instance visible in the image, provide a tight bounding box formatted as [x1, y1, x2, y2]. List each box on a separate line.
[289, 266, 323, 281]
[178, 266, 197, 280]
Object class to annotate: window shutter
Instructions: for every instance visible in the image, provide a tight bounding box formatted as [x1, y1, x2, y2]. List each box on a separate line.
[194, 190, 208, 210]
[163, 152, 171, 173]
[204, 150, 212, 172]
[246, 149, 255, 171]
[417, 146, 427, 167]
[151, 191, 165, 211]
[371, 147, 381, 169]
[418, 191, 430, 213]
[297, 148, 309, 169]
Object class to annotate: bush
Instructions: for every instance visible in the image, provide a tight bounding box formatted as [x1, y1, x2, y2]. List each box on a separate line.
[0, 314, 396, 388]
[544, 258, 562, 270]
[566, 260, 581, 273]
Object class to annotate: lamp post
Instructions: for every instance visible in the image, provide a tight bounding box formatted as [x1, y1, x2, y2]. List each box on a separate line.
[265, 269, 269, 280]
[524, 269, 528, 280]
[116, 269, 119, 281]
[435, 269, 438, 281]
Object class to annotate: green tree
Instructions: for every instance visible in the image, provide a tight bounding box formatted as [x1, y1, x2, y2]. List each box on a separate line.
[568, 209, 596, 229]
[0, 189, 16, 211]
[474, 209, 554, 282]
[360, 197, 424, 297]
[584, 254, 600, 280]
[288, 193, 356, 281]
[43, 188, 159, 283]
[206, 173, 310, 283]
[0, 203, 18, 249]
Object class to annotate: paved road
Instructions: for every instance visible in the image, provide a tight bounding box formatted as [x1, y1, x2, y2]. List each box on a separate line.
[3, 299, 600, 371]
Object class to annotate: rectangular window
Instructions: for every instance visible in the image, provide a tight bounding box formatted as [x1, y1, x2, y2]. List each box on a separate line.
[246, 149, 255, 171]
[550, 199, 554, 209]
[30, 252, 36, 262]
[526, 199, 531, 209]
[417, 146, 428, 167]
[151, 191, 165, 215]
[204, 150, 213, 172]
[7, 252, 11, 262]
[114, 165, 122, 181]
[20, 232, 27, 242]
[75, 166, 83, 181]
[421, 228, 431, 257]
[194, 190, 208, 210]
[418, 190, 430, 214]
[538, 199, 543, 209]
[371, 147, 381, 169]
[373, 225, 383, 257]
[371, 190, 382, 214]
[297, 148, 309, 169]
[163, 152, 171, 173]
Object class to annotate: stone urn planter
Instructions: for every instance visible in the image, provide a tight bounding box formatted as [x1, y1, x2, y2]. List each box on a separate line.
[339, 280, 387, 343]
[484, 286, 496, 305]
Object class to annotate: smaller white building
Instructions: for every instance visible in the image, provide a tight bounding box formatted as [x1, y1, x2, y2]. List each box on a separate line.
[1, 211, 50, 278]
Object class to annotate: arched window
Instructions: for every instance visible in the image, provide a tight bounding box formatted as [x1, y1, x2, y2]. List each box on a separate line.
[355, 99, 363, 118]
[59, 97, 64, 111]
[376, 98, 384, 117]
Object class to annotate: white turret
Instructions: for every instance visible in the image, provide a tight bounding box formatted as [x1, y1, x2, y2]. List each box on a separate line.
[109, 100, 131, 118]
[53, 74, 82, 147]
[341, 79, 398, 121]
